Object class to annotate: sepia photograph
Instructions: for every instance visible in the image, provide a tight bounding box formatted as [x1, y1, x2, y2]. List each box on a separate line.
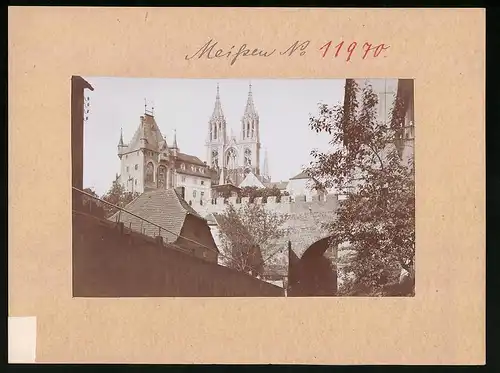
[71, 77, 415, 298]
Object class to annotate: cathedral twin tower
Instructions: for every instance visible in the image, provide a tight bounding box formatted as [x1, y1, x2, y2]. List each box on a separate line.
[206, 83, 270, 186]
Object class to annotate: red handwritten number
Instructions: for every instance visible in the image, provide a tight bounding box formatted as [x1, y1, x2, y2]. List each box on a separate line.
[362, 43, 372, 59]
[374, 44, 390, 57]
[346, 42, 357, 62]
[334, 41, 344, 58]
[320, 41, 389, 60]
[319, 41, 332, 58]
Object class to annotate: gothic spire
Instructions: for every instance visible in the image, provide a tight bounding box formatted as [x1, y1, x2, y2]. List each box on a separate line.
[118, 127, 124, 147]
[172, 129, 178, 149]
[211, 83, 225, 121]
[243, 81, 258, 119]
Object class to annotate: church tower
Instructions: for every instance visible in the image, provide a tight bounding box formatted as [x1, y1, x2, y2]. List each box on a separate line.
[238, 82, 261, 176]
[206, 83, 227, 173]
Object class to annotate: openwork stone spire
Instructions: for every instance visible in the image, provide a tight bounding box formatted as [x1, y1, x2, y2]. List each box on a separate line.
[211, 83, 225, 121]
[243, 82, 259, 120]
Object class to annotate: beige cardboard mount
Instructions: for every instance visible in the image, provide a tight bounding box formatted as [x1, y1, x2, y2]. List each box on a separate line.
[8, 7, 485, 364]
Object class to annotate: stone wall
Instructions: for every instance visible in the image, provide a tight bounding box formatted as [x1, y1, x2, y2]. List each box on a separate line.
[73, 211, 284, 297]
[198, 193, 340, 260]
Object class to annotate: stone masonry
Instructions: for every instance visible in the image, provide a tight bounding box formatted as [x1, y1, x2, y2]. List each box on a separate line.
[192, 193, 340, 260]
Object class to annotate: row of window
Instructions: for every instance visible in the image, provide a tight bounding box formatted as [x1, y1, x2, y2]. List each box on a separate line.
[126, 164, 139, 173]
[180, 163, 205, 174]
[210, 148, 252, 169]
[124, 151, 141, 159]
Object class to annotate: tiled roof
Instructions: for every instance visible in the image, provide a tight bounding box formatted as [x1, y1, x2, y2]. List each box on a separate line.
[176, 168, 211, 179]
[290, 170, 310, 180]
[127, 114, 166, 153]
[109, 188, 203, 244]
[176, 152, 206, 166]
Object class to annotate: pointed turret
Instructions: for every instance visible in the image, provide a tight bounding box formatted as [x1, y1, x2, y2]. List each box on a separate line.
[117, 127, 126, 159]
[262, 147, 269, 178]
[171, 129, 179, 156]
[118, 127, 124, 147]
[172, 129, 178, 149]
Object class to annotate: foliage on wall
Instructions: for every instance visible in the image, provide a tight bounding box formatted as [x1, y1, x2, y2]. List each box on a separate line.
[307, 79, 415, 297]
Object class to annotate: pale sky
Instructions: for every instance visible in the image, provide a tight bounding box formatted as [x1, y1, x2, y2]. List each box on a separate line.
[83, 78, 345, 196]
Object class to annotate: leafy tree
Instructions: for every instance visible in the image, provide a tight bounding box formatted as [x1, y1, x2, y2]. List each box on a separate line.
[101, 176, 140, 217]
[78, 187, 106, 218]
[238, 185, 289, 202]
[83, 187, 99, 198]
[307, 79, 415, 296]
[217, 202, 290, 276]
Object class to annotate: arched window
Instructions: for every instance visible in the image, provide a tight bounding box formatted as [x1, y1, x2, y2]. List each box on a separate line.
[145, 162, 154, 183]
[244, 148, 252, 167]
[211, 149, 219, 168]
[226, 148, 237, 170]
[157, 165, 167, 189]
[214, 123, 218, 139]
[180, 163, 186, 170]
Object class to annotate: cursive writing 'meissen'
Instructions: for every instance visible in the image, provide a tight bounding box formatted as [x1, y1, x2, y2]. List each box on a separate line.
[185, 39, 276, 66]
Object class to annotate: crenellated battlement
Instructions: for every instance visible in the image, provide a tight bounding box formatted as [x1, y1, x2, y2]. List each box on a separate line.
[193, 193, 341, 217]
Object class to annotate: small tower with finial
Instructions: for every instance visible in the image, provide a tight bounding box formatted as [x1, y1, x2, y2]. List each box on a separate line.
[117, 127, 126, 159]
[171, 129, 179, 156]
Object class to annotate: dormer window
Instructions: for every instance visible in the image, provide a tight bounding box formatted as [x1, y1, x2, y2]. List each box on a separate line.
[180, 163, 186, 170]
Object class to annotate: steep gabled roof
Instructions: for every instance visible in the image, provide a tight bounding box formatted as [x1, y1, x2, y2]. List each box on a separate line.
[239, 171, 265, 188]
[109, 188, 203, 243]
[290, 170, 310, 180]
[127, 113, 166, 152]
[176, 152, 206, 166]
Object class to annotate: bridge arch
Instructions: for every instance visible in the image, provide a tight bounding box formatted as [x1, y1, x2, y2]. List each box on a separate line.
[287, 235, 338, 297]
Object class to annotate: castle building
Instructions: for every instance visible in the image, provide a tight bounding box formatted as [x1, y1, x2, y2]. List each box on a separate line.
[117, 107, 213, 206]
[206, 83, 271, 188]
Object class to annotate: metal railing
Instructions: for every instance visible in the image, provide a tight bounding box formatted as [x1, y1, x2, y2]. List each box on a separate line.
[71, 186, 241, 267]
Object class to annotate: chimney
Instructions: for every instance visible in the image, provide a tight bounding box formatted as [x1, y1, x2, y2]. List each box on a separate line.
[175, 186, 186, 200]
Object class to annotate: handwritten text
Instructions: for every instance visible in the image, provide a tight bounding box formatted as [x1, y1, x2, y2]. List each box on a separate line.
[184, 39, 390, 66]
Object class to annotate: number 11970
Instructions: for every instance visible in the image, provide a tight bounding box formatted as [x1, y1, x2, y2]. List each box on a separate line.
[320, 41, 390, 61]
